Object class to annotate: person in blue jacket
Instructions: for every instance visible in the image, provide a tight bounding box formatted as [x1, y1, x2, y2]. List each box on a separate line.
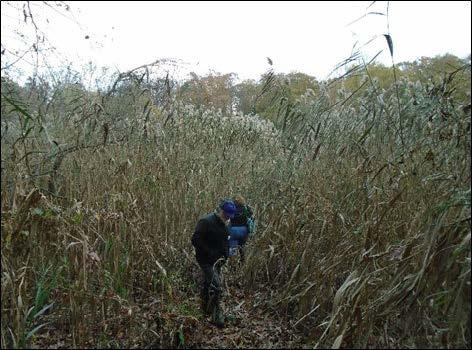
[228, 195, 255, 264]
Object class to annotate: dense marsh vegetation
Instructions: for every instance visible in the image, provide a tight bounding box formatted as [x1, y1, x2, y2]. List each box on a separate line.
[1, 2, 470, 348]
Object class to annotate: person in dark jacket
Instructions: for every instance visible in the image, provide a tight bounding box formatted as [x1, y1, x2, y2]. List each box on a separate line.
[191, 199, 236, 328]
[228, 195, 255, 264]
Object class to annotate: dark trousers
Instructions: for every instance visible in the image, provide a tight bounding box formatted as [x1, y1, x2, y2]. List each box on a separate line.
[200, 263, 222, 306]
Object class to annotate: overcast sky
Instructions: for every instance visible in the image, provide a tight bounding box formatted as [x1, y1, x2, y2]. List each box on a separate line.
[1, 1, 471, 82]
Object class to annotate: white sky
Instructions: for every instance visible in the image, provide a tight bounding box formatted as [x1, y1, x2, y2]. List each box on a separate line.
[1, 1, 471, 82]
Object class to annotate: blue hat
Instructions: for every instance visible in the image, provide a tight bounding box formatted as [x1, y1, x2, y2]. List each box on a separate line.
[219, 200, 236, 218]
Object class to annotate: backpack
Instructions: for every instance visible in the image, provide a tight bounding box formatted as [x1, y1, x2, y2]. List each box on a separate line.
[242, 205, 256, 237]
[247, 217, 256, 237]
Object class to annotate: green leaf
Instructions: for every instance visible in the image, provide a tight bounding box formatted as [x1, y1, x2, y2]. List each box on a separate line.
[33, 302, 54, 319]
[177, 324, 185, 346]
[353, 226, 363, 235]
[25, 322, 49, 341]
[32, 207, 45, 217]
[1, 92, 32, 122]
[43, 209, 56, 219]
[72, 212, 84, 224]
[23, 126, 34, 138]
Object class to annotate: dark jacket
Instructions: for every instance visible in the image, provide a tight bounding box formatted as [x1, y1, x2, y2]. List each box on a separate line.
[230, 204, 254, 227]
[191, 213, 230, 265]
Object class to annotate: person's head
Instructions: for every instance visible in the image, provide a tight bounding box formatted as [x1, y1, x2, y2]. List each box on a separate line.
[218, 199, 236, 221]
[233, 195, 246, 207]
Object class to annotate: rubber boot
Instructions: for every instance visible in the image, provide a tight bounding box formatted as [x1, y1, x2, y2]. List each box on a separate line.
[208, 293, 224, 328]
[201, 293, 211, 316]
[211, 301, 225, 328]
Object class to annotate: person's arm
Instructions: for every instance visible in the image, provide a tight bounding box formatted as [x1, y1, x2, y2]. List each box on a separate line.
[191, 218, 211, 256]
